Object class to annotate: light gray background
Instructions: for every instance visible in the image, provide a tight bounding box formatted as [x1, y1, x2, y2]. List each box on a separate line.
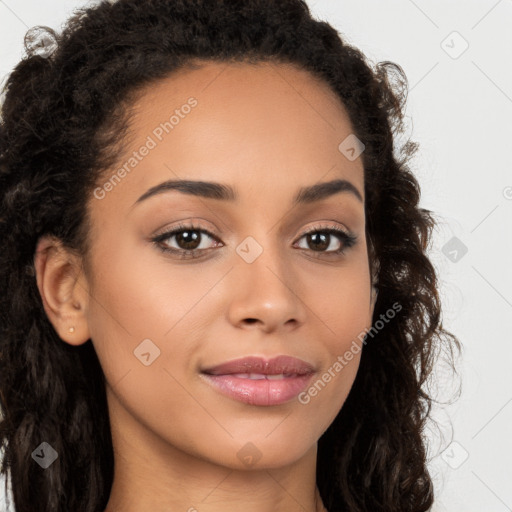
[1, 1, 511, 511]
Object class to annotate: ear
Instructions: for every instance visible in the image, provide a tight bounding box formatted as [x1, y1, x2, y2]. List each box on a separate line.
[34, 235, 91, 345]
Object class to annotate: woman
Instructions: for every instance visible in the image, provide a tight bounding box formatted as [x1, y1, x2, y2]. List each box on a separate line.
[0, 0, 460, 511]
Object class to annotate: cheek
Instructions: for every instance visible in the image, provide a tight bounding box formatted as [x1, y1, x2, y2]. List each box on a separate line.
[294, 253, 372, 426]
[83, 232, 206, 383]
[304, 247, 373, 346]
[84, 241, 217, 452]
[85, 228, 216, 339]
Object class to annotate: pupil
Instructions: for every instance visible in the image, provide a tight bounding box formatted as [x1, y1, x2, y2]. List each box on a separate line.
[309, 233, 329, 251]
[177, 230, 200, 250]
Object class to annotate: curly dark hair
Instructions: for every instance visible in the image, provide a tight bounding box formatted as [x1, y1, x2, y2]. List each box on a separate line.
[0, 0, 460, 511]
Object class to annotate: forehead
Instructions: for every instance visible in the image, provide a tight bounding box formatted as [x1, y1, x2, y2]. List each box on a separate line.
[98, 60, 364, 208]
[135, 59, 347, 122]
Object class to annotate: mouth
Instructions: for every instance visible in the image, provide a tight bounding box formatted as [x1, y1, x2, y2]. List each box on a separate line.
[200, 355, 315, 406]
[220, 373, 301, 380]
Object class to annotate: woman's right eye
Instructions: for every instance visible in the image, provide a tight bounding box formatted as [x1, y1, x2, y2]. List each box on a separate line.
[151, 224, 222, 259]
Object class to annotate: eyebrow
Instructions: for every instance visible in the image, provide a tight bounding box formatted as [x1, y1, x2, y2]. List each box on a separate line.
[134, 177, 363, 205]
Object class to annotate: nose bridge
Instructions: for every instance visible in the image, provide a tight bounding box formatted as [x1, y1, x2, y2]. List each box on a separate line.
[227, 231, 305, 330]
[235, 231, 289, 288]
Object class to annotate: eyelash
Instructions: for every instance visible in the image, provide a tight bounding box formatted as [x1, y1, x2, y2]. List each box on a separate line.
[151, 222, 357, 260]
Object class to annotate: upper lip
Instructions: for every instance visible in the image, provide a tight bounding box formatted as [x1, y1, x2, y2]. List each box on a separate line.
[201, 355, 315, 376]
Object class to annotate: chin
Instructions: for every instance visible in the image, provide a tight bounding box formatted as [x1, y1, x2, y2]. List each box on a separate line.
[199, 430, 319, 471]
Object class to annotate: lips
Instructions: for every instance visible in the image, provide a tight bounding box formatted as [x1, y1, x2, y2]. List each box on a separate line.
[201, 355, 315, 376]
[200, 355, 315, 406]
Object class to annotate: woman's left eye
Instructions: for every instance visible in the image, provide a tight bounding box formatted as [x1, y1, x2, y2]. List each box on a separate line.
[295, 227, 357, 255]
[151, 223, 357, 260]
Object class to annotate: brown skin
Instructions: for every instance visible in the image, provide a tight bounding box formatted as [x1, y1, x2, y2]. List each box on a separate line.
[35, 61, 375, 512]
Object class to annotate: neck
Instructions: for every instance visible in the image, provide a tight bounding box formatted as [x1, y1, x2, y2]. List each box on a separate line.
[105, 465, 328, 512]
[103, 388, 328, 512]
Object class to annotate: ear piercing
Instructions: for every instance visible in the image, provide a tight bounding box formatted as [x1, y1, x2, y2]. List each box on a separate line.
[68, 326, 75, 333]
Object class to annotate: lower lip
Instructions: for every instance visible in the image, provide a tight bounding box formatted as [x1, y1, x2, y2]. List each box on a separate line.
[200, 373, 314, 406]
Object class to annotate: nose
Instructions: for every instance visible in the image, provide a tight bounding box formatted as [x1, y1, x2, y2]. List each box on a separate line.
[225, 240, 307, 333]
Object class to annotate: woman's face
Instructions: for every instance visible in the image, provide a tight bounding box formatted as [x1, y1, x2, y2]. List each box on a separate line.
[82, 61, 374, 470]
